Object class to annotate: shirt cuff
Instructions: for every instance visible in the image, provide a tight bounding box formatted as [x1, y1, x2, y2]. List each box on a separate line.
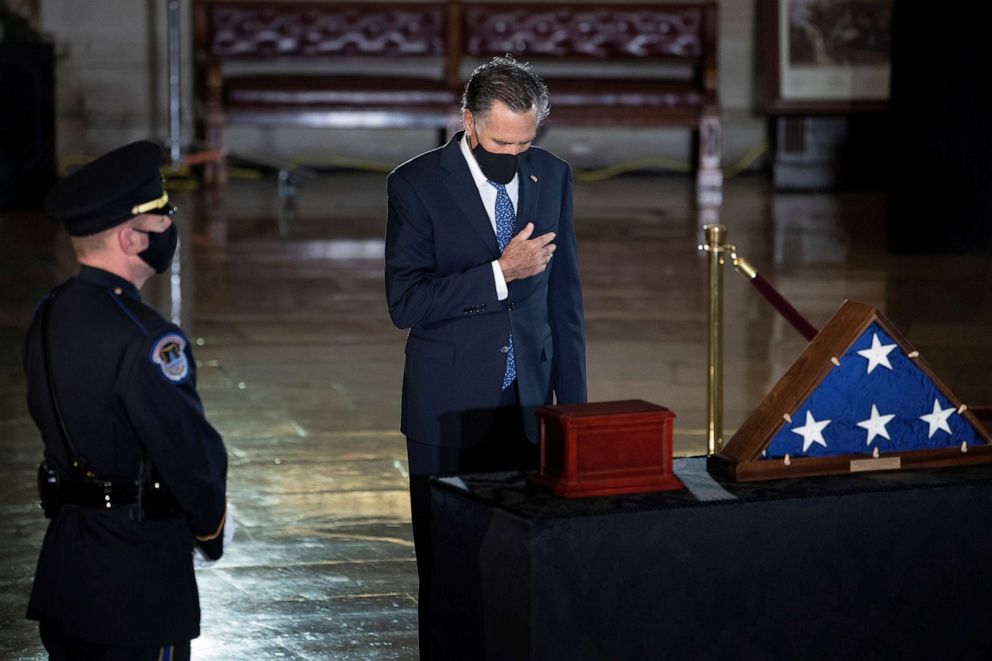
[491, 260, 509, 301]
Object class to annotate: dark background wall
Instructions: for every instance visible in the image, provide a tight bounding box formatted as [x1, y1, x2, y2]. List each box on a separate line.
[887, 1, 992, 253]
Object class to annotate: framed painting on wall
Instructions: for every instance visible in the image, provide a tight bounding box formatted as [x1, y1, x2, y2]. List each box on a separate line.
[764, 0, 893, 113]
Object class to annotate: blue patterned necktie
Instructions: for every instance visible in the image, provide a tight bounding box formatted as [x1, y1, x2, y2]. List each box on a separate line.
[488, 180, 517, 391]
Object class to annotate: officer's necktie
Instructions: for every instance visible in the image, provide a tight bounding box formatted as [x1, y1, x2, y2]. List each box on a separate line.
[488, 180, 517, 391]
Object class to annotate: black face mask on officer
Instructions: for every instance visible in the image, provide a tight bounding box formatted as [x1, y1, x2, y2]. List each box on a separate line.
[134, 223, 178, 274]
[472, 129, 521, 185]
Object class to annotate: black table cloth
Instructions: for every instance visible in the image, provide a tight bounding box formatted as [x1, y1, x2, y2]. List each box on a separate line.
[430, 458, 992, 660]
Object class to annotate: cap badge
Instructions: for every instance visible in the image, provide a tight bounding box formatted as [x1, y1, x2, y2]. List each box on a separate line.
[131, 192, 170, 216]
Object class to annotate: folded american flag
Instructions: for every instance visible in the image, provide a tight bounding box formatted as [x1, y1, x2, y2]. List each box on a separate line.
[709, 301, 992, 482]
[764, 322, 985, 460]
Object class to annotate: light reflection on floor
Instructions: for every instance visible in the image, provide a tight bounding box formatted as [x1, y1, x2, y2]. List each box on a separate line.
[2, 172, 991, 659]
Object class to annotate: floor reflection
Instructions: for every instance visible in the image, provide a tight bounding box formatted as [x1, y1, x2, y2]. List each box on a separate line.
[2, 172, 991, 659]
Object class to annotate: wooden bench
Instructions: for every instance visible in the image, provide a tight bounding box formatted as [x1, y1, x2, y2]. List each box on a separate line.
[193, 0, 720, 197]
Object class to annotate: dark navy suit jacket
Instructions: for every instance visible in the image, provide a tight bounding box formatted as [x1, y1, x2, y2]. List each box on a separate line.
[385, 133, 587, 447]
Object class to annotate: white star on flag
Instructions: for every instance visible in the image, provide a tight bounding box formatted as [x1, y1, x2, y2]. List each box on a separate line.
[856, 404, 896, 446]
[856, 332, 897, 374]
[791, 410, 831, 452]
[920, 399, 955, 438]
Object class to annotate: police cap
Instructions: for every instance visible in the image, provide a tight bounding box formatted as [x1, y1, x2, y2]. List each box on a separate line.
[43, 141, 177, 237]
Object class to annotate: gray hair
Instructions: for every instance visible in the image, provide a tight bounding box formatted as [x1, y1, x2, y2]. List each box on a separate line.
[461, 55, 550, 124]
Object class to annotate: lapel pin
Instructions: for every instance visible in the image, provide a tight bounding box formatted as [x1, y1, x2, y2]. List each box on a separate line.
[530, 175, 538, 183]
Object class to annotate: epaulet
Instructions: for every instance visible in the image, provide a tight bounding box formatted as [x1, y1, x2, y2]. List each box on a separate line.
[106, 287, 168, 337]
[31, 281, 70, 323]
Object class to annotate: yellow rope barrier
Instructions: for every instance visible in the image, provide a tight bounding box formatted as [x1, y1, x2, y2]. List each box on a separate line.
[283, 142, 769, 182]
[573, 155, 691, 182]
[59, 141, 769, 184]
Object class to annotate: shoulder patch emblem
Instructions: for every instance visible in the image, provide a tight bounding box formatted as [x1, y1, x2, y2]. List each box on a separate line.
[150, 333, 190, 383]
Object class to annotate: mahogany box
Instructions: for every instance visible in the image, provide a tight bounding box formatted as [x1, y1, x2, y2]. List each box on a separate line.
[530, 400, 683, 498]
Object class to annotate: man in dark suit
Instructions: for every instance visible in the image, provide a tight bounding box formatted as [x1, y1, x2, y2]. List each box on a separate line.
[385, 56, 587, 657]
[24, 141, 229, 661]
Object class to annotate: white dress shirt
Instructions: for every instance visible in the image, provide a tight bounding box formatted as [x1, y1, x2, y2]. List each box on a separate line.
[459, 133, 518, 301]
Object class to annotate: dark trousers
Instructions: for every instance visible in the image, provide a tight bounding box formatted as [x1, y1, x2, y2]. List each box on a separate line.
[40, 621, 190, 661]
[405, 381, 538, 660]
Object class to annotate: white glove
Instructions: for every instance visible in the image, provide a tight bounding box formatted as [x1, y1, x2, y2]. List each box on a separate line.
[192, 545, 215, 570]
[193, 507, 236, 570]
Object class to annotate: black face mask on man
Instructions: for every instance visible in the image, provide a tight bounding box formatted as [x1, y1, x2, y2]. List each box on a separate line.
[472, 130, 521, 185]
[135, 223, 178, 273]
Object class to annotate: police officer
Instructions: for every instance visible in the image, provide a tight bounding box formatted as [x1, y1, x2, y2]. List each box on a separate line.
[24, 141, 229, 661]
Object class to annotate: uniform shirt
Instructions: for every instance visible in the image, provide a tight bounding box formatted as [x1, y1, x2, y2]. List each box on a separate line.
[23, 265, 227, 647]
[460, 132, 518, 301]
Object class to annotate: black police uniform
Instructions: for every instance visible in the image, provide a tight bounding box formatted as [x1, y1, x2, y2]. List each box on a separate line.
[24, 141, 228, 659]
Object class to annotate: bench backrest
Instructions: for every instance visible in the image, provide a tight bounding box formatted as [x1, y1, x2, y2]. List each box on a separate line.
[459, 2, 716, 62]
[195, 1, 449, 59]
[193, 0, 718, 105]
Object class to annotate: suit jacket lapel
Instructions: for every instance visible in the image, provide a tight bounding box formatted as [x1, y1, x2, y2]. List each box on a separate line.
[516, 152, 541, 234]
[441, 134, 500, 259]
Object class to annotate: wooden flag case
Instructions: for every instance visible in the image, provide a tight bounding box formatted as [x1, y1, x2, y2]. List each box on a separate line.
[708, 301, 992, 481]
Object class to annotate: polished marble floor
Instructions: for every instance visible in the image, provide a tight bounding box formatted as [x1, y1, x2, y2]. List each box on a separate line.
[2, 170, 991, 659]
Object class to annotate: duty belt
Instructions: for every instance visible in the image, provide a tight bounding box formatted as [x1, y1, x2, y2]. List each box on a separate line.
[38, 462, 180, 520]
[58, 476, 140, 510]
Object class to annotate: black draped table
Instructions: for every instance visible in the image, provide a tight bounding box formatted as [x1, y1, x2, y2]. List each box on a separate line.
[430, 458, 992, 660]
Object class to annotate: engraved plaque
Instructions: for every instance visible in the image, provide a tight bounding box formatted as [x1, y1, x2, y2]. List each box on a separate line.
[850, 456, 901, 473]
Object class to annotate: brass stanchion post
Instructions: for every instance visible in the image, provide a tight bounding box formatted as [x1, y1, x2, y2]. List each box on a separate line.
[700, 224, 726, 455]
